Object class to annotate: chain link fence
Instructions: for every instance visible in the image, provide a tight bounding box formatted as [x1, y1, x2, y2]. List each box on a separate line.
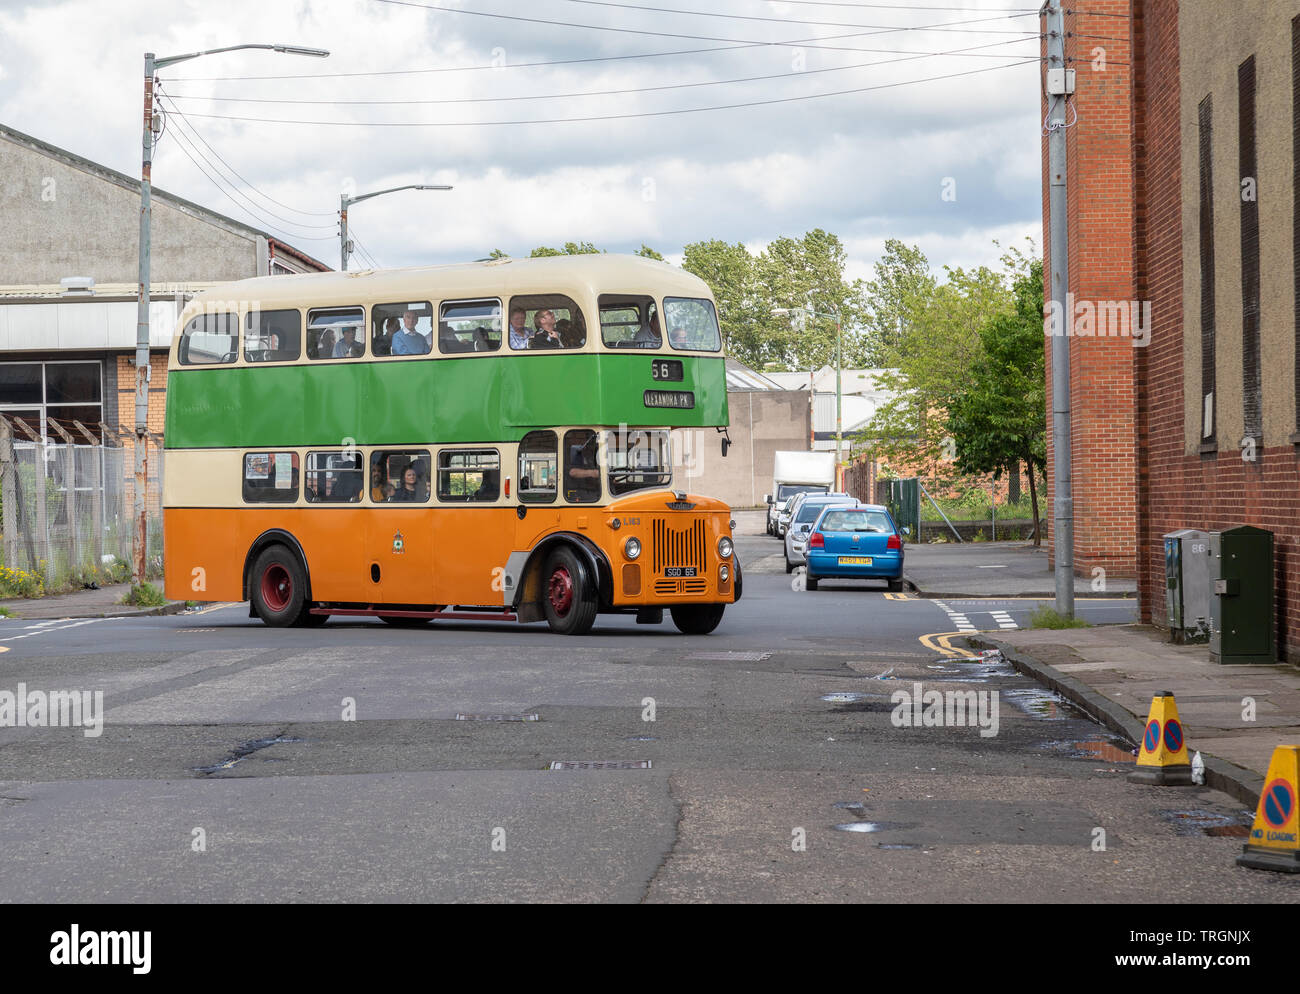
[0, 417, 163, 596]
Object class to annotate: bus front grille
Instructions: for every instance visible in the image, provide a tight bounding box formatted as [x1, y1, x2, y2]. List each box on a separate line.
[651, 517, 707, 577]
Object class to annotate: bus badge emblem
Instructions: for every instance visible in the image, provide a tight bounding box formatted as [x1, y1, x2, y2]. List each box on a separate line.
[393, 532, 405, 554]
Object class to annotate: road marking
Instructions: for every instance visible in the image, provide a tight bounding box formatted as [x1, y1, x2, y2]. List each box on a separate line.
[990, 610, 1018, 630]
[0, 617, 126, 643]
[919, 631, 972, 658]
[932, 600, 976, 632]
[192, 602, 240, 615]
[882, 592, 914, 601]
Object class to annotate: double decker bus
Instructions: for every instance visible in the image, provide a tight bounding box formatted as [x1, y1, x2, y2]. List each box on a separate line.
[162, 254, 741, 635]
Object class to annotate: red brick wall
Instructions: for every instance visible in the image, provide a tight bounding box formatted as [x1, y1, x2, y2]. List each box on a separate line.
[1134, 0, 1300, 660]
[1043, 0, 1139, 578]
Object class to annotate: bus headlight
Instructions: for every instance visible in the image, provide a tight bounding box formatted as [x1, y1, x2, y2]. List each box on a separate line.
[719, 564, 730, 583]
[717, 536, 733, 559]
[624, 537, 642, 560]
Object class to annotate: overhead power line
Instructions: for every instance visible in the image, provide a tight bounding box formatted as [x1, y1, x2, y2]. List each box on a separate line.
[163, 37, 1040, 107]
[547, 0, 1037, 30]
[172, 58, 1040, 128]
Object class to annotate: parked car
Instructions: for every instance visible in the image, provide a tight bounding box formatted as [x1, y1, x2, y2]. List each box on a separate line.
[785, 494, 861, 571]
[803, 504, 905, 592]
[779, 489, 850, 540]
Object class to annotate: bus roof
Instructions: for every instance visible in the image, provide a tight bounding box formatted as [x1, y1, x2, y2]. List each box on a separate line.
[187, 254, 715, 311]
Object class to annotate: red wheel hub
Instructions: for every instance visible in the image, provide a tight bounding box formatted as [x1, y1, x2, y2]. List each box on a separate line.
[261, 563, 293, 612]
[547, 566, 574, 616]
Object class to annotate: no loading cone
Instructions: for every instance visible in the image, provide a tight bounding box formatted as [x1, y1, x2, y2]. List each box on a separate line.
[1127, 691, 1194, 786]
[1237, 745, 1300, 873]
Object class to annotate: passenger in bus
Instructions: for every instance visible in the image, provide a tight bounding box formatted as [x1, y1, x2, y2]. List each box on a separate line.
[314, 329, 336, 360]
[633, 312, 662, 348]
[332, 327, 360, 358]
[392, 310, 430, 355]
[669, 326, 688, 349]
[555, 317, 581, 349]
[530, 309, 562, 349]
[507, 306, 530, 350]
[390, 465, 427, 501]
[371, 455, 394, 502]
[475, 469, 499, 500]
[373, 317, 397, 357]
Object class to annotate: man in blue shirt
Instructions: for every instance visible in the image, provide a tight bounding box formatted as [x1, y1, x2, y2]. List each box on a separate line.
[392, 310, 430, 355]
[507, 306, 531, 350]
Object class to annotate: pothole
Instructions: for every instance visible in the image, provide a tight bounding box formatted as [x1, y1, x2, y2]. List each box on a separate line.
[1041, 738, 1137, 762]
[1003, 688, 1077, 720]
[192, 734, 303, 776]
[1159, 809, 1253, 838]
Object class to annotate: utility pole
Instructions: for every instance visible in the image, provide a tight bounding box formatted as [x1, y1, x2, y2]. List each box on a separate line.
[135, 43, 328, 583]
[339, 184, 453, 271]
[1044, 0, 1075, 617]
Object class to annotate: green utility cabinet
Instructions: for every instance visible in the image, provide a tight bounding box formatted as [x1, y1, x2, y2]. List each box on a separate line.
[1209, 525, 1274, 664]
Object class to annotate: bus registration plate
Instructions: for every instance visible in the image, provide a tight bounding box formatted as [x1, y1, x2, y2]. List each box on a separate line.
[664, 567, 697, 577]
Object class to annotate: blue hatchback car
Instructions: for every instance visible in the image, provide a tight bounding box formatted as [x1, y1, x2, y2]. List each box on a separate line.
[803, 504, 904, 592]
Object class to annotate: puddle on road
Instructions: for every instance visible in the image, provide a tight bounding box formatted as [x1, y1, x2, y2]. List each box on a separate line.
[1159, 809, 1254, 838]
[833, 821, 918, 833]
[832, 801, 867, 813]
[192, 735, 304, 775]
[1041, 738, 1137, 763]
[1003, 688, 1077, 720]
[821, 692, 871, 703]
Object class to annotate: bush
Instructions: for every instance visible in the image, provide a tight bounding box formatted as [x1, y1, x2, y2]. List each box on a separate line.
[1029, 605, 1091, 629]
[121, 582, 165, 608]
[0, 564, 45, 598]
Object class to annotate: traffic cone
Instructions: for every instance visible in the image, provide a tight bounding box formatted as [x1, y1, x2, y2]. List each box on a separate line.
[1127, 691, 1194, 785]
[1237, 745, 1300, 873]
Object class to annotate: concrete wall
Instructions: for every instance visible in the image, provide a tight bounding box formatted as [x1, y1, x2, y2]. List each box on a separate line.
[680, 390, 812, 508]
[0, 128, 260, 285]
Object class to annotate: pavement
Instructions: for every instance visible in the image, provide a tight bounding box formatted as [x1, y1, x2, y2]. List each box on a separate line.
[903, 539, 1137, 598]
[0, 582, 188, 620]
[973, 624, 1300, 810]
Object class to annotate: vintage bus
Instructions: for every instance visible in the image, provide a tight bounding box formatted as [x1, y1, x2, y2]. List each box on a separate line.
[162, 254, 741, 635]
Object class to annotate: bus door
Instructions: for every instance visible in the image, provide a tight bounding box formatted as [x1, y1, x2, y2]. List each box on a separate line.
[365, 449, 435, 605]
[430, 447, 511, 606]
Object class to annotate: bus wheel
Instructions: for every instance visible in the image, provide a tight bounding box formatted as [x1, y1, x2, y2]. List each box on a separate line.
[542, 547, 598, 635]
[670, 604, 725, 635]
[251, 546, 307, 627]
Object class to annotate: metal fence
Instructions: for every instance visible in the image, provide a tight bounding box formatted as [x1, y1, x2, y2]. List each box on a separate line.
[0, 417, 163, 595]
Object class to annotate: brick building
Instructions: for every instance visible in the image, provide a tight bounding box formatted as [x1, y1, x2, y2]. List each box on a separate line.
[1056, 1, 1300, 660]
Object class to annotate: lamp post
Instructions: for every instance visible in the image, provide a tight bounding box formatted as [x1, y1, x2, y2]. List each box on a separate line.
[340, 185, 453, 271]
[135, 43, 328, 583]
[773, 301, 844, 488]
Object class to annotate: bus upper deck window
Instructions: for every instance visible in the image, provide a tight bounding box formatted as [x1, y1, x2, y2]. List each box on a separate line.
[599, 294, 660, 349]
[178, 312, 238, 365]
[508, 294, 586, 350]
[307, 307, 366, 360]
[245, 309, 302, 363]
[663, 297, 722, 352]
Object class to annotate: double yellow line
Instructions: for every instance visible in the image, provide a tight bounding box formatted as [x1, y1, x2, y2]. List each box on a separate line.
[918, 631, 973, 658]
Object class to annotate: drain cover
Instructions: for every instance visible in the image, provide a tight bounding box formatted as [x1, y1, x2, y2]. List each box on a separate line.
[455, 713, 540, 721]
[549, 760, 652, 770]
[689, 651, 772, 661]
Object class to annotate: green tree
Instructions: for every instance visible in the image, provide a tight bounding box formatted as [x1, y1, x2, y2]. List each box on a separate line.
[681, 239, 767, 366]
[529, 241, 603, 257]
[753, 229, 869, 371]
[947, 258, 1047, 544]
[635, 244, 665, 261]
[862, 261, 1015, 472]
[862, 239, 936, 366]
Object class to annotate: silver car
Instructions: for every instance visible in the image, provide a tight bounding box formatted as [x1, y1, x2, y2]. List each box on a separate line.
[785, 494, 860, 571]
[780, 489, 847, 539]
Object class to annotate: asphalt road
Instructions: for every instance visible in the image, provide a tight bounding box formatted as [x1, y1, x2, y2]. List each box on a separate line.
[0, 531, 1292, 903]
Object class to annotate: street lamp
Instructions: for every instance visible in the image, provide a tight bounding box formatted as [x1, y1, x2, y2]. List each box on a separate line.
[134, 43, 328, 583]
[773, 302, 844, 489]
[339, 184, 453, 271]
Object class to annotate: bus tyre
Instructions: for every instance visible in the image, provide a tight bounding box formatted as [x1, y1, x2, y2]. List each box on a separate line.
[251, 546, 308, 627]
[542, 546, 598, 636]
[670, 604, 725, 635]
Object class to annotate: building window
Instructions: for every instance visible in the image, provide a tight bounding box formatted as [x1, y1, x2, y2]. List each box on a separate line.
[0, 360, 103, 442]
[1239, 55, 1262, 442]
[1198, 94, 1216, 444]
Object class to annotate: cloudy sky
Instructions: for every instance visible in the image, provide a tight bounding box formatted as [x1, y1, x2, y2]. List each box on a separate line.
[0, 0, 1044, 280]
